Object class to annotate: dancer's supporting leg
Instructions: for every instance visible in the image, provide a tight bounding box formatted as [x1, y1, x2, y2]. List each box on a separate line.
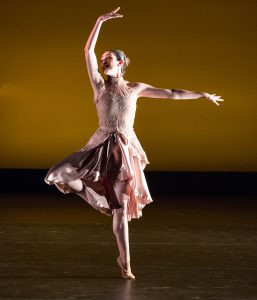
[112, 179, 132, 272]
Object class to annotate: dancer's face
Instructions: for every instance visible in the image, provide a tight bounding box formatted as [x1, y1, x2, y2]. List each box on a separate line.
[100, 51, 123, 77]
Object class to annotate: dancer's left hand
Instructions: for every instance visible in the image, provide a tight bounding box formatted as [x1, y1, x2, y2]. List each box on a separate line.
[205, 93, 224, 106]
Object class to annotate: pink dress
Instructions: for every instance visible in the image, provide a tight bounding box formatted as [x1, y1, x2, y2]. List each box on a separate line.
[44, 79, 153, 221]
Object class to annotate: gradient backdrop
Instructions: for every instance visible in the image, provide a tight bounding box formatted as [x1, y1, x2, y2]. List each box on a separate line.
[1, 0, 256, 171]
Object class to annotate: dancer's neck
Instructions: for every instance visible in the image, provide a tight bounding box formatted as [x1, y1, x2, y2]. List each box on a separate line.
[106, 75, 125, 85]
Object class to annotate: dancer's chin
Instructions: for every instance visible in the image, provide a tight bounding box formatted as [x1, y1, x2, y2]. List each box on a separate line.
[104, 69, 112, 75]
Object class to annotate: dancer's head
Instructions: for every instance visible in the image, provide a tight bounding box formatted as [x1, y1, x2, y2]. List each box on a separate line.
[100, 49, 130, 77]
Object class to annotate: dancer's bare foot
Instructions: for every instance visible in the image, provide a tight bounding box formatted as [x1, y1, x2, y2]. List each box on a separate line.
[98, 206, 113, 216]
[117, 256, 135, 280]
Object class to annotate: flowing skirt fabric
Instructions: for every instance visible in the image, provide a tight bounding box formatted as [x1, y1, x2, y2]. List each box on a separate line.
[44, 130, 153, 221]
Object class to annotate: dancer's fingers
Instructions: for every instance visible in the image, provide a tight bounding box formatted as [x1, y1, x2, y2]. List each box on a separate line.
[113, 7, 120, 13]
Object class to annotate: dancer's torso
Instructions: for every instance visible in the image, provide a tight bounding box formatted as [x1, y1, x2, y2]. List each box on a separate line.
[94, 80, 138, 137]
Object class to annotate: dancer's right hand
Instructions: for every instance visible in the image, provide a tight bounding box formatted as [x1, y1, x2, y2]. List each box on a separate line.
[98, 7, 123, 22]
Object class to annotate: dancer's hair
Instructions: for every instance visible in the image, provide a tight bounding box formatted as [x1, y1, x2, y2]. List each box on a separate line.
[107, 49, 130, 74]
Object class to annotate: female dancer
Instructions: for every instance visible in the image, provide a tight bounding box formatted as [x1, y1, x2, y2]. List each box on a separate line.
[44, 7, 224, 280]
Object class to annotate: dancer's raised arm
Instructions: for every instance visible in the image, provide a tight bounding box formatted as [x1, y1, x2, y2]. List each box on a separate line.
[134, 83, 224, 106]
[84, 7, 123, 96]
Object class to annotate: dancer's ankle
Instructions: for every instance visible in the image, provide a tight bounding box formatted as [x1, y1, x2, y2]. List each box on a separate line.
[120, 256, 131, 270]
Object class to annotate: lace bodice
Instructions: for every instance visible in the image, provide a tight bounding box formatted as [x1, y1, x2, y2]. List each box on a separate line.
[78, 79, 148, 164]
[94, 80, 137, 136]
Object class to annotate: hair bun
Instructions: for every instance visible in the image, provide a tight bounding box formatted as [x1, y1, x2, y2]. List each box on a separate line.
[125, 57, 130, 66]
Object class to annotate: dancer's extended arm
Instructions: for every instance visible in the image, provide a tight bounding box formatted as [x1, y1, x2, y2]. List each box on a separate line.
[84, 7, 123, 94]
[135, 83, 224, 106]
[84, 18, 103, 92]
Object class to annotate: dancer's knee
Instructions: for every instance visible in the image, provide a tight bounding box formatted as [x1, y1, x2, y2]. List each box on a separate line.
[113, 202, 128, 218]
[66, 179, 83, 192]
[113, 202, 128, 232]
[114, 180, 132, 207]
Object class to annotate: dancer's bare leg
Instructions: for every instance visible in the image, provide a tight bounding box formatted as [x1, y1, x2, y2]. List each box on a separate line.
[66, 179, 83, 192]
[113, 179, 132, 272]
[65, 179, 113, 216]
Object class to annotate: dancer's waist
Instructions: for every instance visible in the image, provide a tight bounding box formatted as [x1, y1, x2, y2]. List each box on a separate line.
[99, 125, 135, 136]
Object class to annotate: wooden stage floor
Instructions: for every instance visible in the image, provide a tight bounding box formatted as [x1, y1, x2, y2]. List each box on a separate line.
[0, 193, 256, 300]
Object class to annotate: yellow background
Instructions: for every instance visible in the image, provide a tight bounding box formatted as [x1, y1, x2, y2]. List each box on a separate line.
[1, 0, 256, 171]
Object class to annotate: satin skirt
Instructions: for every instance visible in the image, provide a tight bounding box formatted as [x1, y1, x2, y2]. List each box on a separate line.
[44, 131, 153, 221]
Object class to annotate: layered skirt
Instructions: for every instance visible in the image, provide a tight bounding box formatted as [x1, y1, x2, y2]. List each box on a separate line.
[44, 128, 153, 221]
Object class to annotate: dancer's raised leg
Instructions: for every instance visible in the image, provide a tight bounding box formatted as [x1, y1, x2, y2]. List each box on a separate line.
[55, 179, 84, 194]
[66, 179, 84, 192]
[58, 179, 83, 193]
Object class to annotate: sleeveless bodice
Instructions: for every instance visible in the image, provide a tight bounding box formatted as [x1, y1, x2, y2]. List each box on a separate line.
[79, 79, 148, 164]
[94, 80, 137, 137]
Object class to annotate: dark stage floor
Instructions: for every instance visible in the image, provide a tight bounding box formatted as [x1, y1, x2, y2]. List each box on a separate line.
[0, 193, 257, 300]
